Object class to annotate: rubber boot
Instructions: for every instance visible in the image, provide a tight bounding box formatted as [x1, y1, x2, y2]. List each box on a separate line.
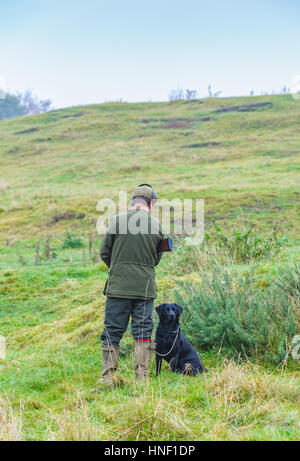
[134, 341, 152, 380]
[101, 343, 120, 387]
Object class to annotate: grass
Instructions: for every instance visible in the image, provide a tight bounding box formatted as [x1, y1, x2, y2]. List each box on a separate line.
[0, 94, 299, 440]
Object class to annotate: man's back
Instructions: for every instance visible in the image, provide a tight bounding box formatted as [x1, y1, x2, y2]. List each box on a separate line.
[100, 209, 163, 299]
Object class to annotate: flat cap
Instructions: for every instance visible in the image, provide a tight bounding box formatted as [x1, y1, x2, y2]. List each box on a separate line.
[132, 184, 155, 200]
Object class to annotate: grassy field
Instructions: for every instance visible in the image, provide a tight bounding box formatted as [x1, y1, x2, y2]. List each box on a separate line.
[0, 95, 299, 441]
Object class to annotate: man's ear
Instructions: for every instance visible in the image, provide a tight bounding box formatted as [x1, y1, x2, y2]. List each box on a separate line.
[155, 304, 165, 316]
[175, 304, 183, 316]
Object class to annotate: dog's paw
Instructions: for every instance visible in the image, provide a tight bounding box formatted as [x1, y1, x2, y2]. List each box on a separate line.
[183, 363, 195, 375]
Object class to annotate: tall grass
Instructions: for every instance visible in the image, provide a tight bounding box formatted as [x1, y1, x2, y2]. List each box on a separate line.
[277, 262, 300, 299]
[10, 360, 300, 441]
[48, 397, 105, 441]
[0, 396, 22, 441]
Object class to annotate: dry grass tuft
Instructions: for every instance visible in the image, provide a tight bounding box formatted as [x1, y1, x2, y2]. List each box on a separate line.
[48, 397, 105, 441]
[0, 396, 22, 441]
[208, 360, 300, 405]
[203, 360, 300, 440]
[105, 383, 192, 441]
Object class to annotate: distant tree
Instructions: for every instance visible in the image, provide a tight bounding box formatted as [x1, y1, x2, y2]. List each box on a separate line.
[208, 84, 222, 98]
[281, 86, 290, 94]
[0, 93, 27, 120]
[168, 87, 185, 101]
[250, 90, 254, 96]
[0, 89, 52, 120]
[185, 89, 198, 100]
[19, 89, 52, 115]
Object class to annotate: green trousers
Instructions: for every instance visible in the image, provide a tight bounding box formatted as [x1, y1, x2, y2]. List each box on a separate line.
[101, 297, 154, 345]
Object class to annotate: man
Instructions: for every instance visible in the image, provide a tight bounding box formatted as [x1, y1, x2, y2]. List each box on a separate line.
[100, 184, 163, 385]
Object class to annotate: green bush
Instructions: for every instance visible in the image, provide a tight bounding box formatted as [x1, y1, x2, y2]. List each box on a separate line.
[175, 270, 296, 363]
[208, 224, 287, 263]
[61, 231, 84, 249]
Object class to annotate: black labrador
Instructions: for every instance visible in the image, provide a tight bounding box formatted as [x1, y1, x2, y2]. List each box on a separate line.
[155, 303, 207, 376]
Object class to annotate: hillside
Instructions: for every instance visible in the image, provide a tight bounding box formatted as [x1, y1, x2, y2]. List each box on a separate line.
[0, 95, 299, 441]
[0, 95, 299, 244]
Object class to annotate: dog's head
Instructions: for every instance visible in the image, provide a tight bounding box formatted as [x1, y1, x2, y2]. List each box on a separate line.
[155, 303, 183, 326]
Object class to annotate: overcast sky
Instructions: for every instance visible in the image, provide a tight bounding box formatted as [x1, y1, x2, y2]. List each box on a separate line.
[1, 0, 299, 108]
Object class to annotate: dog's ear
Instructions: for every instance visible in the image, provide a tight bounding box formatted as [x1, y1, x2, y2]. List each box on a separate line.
[174, 304, 183, 316]
[155, 304, 165, 316]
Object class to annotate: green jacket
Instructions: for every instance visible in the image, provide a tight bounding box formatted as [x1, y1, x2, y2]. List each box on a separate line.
[100, 209, 164, 299]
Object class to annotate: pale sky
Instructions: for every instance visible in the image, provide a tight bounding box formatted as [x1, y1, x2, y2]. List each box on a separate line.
[1, 0, 300, 108]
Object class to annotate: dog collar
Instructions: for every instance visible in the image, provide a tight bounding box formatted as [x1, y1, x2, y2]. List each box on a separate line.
[158, 326, 180, 335]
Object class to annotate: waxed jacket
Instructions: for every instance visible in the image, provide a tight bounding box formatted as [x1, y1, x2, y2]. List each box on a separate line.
[100, 209, 163, 299]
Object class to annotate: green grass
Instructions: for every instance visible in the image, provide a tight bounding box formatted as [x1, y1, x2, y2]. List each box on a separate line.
[0, 95, 299, 440]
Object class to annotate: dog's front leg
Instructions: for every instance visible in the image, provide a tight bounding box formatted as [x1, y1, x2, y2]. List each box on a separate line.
[170, 355, 179, 373]
[155, 354, 162, 377]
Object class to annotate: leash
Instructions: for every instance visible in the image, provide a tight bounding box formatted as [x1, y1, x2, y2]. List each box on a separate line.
[155, 328, 180, 357]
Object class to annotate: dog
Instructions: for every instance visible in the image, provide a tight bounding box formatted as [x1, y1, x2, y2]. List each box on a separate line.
[154, 303, 207, 376]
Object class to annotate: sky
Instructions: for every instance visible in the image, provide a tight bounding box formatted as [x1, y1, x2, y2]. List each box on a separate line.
[1, 0, 300, 108]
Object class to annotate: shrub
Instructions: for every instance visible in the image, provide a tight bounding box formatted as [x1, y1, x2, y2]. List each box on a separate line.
[62, 231, 84, 249]
[209, 224, 287, 263]
[174, 270, 296, 363]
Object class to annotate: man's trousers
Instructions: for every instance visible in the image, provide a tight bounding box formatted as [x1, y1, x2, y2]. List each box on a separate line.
[101, 297, 154, 345]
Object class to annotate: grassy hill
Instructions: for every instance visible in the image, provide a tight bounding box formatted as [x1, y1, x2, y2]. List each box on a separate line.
[0, 95, 299, 441]
[0, 94, 300, 242]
